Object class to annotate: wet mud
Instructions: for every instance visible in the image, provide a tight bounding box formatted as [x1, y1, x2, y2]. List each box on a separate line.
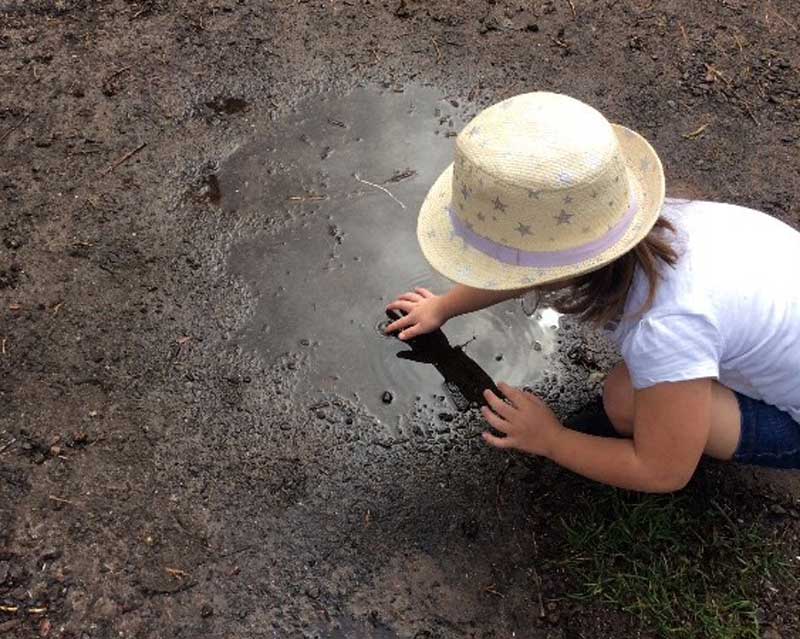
[222, 87, 559, 421]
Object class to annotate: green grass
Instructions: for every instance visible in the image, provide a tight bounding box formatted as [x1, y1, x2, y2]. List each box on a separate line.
[557, 489, 796, 639]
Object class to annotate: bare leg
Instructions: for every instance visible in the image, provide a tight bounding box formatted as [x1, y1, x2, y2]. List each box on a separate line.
[602, 362, 742, 460]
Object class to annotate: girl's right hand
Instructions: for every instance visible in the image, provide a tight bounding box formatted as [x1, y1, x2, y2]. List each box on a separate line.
[385, 288, 448, 340]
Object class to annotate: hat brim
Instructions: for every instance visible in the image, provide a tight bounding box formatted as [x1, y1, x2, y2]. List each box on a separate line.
[416, 125, 665, 290]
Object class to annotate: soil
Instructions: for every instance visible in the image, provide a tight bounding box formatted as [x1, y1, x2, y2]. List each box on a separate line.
[1, 1, 799, 638]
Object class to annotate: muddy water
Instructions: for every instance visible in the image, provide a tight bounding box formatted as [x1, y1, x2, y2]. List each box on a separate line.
[223, 86, 558, 421]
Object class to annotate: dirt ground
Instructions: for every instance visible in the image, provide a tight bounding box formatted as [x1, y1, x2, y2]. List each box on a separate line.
[1, 1, 799, 638]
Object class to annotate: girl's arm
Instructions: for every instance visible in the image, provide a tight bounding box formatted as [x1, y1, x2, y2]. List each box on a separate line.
[386, 284, 529, 340]
[481, 380, 712, 493]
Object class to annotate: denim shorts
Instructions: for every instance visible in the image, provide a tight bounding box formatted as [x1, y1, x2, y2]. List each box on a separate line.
[733, 393, 800, 469]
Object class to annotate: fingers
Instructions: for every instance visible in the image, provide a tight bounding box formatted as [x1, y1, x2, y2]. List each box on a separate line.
[398, 324, 425, 341]
[481, 406, 511, 434]
[415, 287, 434, 298]
[498, 382, 530, 406]
[386, 300, 415, 314]
[385, 315, 413, 334]
[483, 389, 515, 420]
[398, 292, 423, 303]
[482, 431, 513, 449]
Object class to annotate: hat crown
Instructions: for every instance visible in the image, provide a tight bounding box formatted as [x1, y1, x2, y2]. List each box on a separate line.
[451, 92, 632, 252]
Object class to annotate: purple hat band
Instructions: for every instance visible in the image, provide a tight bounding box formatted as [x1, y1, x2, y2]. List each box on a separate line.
[448, 191, 639, 269]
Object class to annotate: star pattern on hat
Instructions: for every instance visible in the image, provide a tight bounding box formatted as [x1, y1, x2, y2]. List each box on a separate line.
[427, 230, 437, 239]
[515, 222, 533, 236]
[460, 183, 470, 201]
[555, 210, 574, 225]
[563, 194, 573, 205]
[527, 189, 541, 200]
[476, 211, 486, 222]
[457, 265, 472, 278]
[590, 190, 598, 199]
[493, 196, 507, 212]
[557, 171, 573, 185]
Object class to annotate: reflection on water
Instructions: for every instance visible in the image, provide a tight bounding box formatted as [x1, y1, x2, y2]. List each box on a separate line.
[223, 85, 560, 421]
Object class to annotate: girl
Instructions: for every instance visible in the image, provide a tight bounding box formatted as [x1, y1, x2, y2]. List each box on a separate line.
[386, 92, 800, 493]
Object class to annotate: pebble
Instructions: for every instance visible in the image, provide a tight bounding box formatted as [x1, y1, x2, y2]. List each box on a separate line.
[381, 391, 393, 404]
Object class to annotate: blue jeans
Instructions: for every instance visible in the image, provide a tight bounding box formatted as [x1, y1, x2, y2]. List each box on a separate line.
[733, 393, 800, 469]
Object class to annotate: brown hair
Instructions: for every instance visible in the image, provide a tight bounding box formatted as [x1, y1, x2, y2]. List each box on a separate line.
[549, 217, 678, 324]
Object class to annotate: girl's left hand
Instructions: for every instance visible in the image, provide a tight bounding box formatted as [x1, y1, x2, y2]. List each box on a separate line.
[481, 383, 563, 457]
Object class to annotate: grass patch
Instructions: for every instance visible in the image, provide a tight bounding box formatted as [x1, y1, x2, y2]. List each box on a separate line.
[558, 488, 796, 638]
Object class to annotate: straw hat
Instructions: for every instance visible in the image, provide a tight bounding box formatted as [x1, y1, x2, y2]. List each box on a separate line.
[417, 92, 665, 290]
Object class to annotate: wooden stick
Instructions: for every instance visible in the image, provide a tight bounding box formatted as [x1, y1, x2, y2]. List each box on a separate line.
[102, 142, 147, 175]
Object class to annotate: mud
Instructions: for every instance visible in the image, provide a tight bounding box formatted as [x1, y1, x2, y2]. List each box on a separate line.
[1, 1, 799, 638]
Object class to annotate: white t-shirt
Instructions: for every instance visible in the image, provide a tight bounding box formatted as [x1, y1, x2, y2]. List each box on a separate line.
[613, 199, 800, 424]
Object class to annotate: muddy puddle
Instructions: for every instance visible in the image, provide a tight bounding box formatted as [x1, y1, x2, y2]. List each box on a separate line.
[223, 85, 559, 422]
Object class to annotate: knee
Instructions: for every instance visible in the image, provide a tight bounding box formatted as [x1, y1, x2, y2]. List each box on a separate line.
[603, 363, 634, 433]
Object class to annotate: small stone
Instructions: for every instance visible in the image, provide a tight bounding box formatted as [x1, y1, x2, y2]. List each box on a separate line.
[438, 412, 454, 422]
[533, 341, 542, 352]
[495, 354, 503, 361]
[381, 391, 393, 404]
[201, 603, 213, 618]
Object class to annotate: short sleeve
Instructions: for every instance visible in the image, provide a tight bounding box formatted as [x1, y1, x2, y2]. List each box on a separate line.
[620, 312, 722, 390]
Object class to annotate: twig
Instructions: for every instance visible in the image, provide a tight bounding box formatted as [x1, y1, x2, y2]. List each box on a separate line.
[770, 7, 798, 31]
[704, 63, 731, 86]
[484, 584, 505, 598]
[682, 123, 710, 139]
[353, 173, 406, 209]
[102, 142, 147, 175]
[105, 66, 131, 83]
[287, 194, 326, 202]
[431, 36, 443, 64]
[48, 495, 76, 506]
[384, 169, 417, 184]
[165, 567, 190, 578]
[739, 97, 760, 126]
[679, 22, 688, 46]
[566, 0, 576, 18]
[0, 438, 15, 454]
[0, 112, 30, 146]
